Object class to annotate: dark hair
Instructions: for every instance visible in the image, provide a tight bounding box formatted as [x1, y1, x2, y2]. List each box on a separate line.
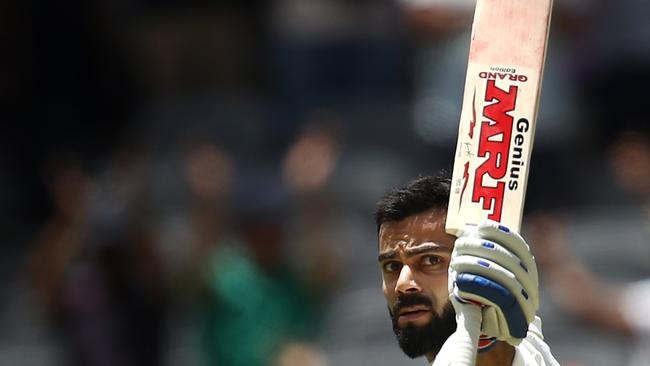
[374, 173, 451, 232]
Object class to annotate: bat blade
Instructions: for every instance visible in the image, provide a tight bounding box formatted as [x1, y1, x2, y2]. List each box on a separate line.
[446, 0, 553, 235]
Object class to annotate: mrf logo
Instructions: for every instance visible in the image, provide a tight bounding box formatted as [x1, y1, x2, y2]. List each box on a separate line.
[471, 79, 518, 221]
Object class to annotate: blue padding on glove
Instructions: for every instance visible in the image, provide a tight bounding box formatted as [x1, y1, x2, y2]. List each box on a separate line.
[456, 273, 528, 339]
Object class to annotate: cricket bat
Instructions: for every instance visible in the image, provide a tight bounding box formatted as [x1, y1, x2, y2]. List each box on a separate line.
[446, 0, 553, 236]
[439, 0, 553, 364]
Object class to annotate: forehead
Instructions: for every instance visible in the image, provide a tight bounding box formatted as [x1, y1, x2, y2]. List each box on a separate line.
[378, 209, 454, 251]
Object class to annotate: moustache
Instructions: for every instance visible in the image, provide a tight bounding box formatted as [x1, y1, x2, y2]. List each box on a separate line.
[391, 293, 434, 315]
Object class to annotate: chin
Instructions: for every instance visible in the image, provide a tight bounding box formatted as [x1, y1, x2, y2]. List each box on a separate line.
[390, 303, 457, 359]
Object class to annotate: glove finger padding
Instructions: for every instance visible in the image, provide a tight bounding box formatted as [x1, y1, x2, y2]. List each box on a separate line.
[453, 272, 530, 340]
[474, 221, 539, 287]
[454, 236, 539, 310]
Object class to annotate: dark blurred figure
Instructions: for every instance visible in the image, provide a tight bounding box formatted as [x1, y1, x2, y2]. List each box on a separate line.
[28, 154, 168, 366]
[198, 174, 327, 366]
[173, 141, 235, 298]
[282, 121, 343, 296]
[29, 158, 90, 323]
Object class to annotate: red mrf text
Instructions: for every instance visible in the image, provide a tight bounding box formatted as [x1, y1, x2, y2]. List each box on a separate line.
[472, 79, 518, 221]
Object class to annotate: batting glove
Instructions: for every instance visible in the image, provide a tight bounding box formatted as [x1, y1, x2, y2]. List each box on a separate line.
[449, 220, 539, 345]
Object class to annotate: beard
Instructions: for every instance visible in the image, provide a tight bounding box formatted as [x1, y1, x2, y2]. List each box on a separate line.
[389, 293, 456, 359]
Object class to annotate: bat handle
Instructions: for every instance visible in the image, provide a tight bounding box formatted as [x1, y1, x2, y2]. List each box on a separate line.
[432, 303, 482, 366]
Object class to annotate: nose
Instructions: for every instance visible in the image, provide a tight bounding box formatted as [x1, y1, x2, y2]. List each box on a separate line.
[395, 265, 422, 294]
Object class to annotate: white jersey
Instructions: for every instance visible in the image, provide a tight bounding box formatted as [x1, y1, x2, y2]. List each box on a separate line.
[429, 317, 560, 366]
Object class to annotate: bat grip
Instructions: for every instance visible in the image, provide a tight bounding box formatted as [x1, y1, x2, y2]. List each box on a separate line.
[432, 303, 482, 366]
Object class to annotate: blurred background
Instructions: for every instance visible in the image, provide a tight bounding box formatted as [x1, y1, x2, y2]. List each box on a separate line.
[1, 0, 650, 365]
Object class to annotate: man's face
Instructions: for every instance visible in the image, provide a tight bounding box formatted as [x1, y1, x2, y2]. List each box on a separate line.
[378, 208, 456, 358]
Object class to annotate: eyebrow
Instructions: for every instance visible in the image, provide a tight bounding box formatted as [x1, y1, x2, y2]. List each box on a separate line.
[378, 243, 447, 262]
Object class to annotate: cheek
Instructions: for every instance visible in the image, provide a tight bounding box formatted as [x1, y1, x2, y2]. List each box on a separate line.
[424, 273, 451, 312]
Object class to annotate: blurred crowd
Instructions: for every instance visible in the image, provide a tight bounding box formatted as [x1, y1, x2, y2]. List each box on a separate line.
[1, 0, 649, 365]
[27, 128, 342, 366]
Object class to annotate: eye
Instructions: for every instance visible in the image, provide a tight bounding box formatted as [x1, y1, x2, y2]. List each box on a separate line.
[421, 255, 442, 266]
[382, 261, 402, 273]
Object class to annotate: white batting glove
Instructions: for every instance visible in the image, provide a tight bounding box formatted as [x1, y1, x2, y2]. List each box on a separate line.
[449, 220, 539, 346]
